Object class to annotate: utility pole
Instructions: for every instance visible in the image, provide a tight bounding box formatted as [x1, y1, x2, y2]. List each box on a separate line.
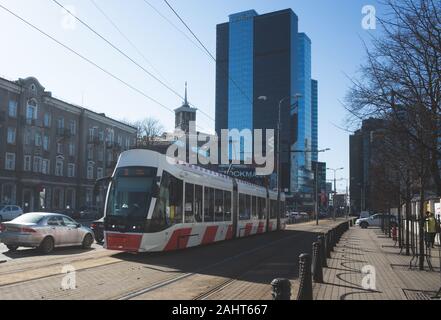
[327, 167, 344, 220]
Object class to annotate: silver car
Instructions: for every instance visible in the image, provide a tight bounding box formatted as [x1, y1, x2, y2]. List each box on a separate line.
[0, 212, 95, 254]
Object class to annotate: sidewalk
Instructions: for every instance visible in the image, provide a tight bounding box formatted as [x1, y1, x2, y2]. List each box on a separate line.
[313, 226, 441, 300]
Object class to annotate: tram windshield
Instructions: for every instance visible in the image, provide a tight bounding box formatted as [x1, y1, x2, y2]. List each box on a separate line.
[106, 167, 157, 220]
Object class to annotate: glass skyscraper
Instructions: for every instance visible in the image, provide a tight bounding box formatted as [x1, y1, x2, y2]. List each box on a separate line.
[215, 9, 317, 196]
[311, 79, 318, 163]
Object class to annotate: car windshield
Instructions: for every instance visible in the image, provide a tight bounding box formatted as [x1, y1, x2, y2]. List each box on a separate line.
[106, 167, 157, 219]
[11, 213, 44, 224]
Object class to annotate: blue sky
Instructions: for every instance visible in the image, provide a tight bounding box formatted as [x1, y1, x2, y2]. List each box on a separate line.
[0, 0, 383, 192]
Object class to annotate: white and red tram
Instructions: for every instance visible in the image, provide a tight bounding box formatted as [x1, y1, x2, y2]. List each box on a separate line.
[103, 149, 286, 252]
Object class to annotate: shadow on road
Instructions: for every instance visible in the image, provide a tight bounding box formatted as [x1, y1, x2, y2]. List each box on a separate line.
[113, 229, 323, 285]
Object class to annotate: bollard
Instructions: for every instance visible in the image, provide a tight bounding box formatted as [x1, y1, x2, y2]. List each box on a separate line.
[326, 232, 332, 258]
[297, 253, 313, 300]
[271, 278, 291, 300]
[318, 234, 327, 268]
[312, 242, 324, 283]
[330, 229, 335, 251]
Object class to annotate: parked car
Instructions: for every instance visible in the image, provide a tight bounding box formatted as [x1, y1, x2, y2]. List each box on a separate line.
[0, 212, 94, 253]
[0, 205, 23, 222]
[357, 214, 397, 229]
[90, 217, 104, 243]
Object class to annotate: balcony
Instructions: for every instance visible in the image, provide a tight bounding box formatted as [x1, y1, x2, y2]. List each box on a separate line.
[56, 128, 72, 139]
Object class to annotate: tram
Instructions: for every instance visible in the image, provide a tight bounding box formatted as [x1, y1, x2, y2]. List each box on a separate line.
[103, 149, 286, 252]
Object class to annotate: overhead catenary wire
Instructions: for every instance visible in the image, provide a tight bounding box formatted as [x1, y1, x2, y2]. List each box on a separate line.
[0, 3, 209, 131]
[89, 0, 170, 86]
[51, 0, 215, 123]
[162, 0, 254, 105]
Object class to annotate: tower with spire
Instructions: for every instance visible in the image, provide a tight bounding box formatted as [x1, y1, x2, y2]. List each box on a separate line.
[175, 82, 197, 134]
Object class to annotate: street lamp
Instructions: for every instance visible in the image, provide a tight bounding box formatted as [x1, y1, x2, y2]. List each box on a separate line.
[312, 148, 331, 225]
[327, 167, 344, 220]
[276, 94, 302, 230]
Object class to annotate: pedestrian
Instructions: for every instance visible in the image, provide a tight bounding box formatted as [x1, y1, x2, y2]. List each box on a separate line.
[425, 211, 437, 248]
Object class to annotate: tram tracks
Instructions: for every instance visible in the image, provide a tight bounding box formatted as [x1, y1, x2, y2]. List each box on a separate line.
[117, 232, 304, 300]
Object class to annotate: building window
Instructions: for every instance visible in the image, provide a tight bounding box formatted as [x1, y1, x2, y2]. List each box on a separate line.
[67, 163, 75, 177]
[5, 153, 16, 170]
[69, 143, 75, 157]
[35, 133, 42, 147]
[42, 159, 50, 175]
[69, 120, 76, 135]
[97, 167, 103, 179]
[53, 188, 63, 210]
[44, 113, 51, 127]
[1, 184, 16, 205]
[24, 155, 32, 171]
[57, 118, 64, 130]
[43, 135, 49, 151]
[99, 130, 104, 142]
[33, 156, 42, 173]
[87, 145, 94, 160]
[57, 143, 63, 154]
[8, 100, 17, 118]
[87, 164, 94, 180]
[117, 135, 122, 146]
[26, 99, 38, 124]
[55, 159, 64, 176]
[7, 128, 16, 144]
[24, 131, 31, 145]
[97, 149, 104, 161]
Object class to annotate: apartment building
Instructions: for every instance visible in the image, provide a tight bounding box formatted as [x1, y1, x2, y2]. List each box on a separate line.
[0, 76, 137, 213]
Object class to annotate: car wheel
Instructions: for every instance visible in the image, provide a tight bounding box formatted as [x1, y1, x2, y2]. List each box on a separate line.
[39, 237, 55, 254]
[6, 245, 18, 252]
[82, 234, 94, 249]
[360, 222, 368, 229]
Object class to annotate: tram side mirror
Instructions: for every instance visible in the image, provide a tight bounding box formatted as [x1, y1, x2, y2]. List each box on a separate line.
[152, 184, 160, 198]
[94, 176, 112, 197]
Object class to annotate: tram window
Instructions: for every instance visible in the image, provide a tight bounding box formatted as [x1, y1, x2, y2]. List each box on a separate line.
[185, 183, 194, 223]
[214, 189, 224, 222]
[149, 171, 183, 232]
[204, 187, 214, 222]
[251, 196, 257, 219]
[260, 198, 267, 219]
[224, 191, 232, 221]
[256, 197, 262, 220]
[239, 193, 246, 220]
[245, 195, 251, 220]
[195, 185, 203, 222]
[270, 200, 277, 219]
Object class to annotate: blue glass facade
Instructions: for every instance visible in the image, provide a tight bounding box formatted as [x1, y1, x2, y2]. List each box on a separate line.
[292, 33, 312, 193]
[228, 10, 257, 161]
[216, 9, 314, 195]
[311, 79, 318, 162]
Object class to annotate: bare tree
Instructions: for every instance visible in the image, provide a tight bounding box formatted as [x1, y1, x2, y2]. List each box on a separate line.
[346, 0, 441, 269]
[121, 117, 165, 148]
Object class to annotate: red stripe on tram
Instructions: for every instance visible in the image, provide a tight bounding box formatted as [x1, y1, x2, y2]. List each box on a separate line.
[202, 226, 219, 245]
[244, 223, 253, 237]
[225, 225, 233, 240]
[163, 228, 193, 251]
[257, 222, 265, 234]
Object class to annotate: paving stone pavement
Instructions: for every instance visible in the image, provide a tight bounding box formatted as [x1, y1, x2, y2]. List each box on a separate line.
[312, 226, 441, 300]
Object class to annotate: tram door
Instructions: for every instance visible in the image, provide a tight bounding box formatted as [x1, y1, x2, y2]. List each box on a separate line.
[232, 180, 238, 239]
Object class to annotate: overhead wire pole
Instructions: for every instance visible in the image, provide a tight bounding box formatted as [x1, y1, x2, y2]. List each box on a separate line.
[51, 0, 215, 125]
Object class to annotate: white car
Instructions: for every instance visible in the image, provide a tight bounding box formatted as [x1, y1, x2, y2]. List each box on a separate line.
[0, 205, 24, 222]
